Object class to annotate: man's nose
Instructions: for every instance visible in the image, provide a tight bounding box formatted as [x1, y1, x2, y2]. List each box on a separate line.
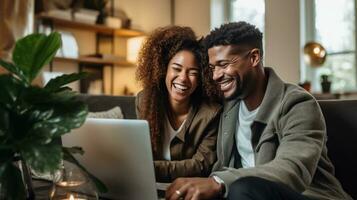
[212, 69, 223, 81]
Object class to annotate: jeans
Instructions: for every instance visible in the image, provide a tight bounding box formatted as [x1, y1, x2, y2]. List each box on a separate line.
[227, 176, 311, 200]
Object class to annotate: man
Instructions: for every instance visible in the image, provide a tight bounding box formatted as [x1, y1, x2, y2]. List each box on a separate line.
[166, 22, 352, 200]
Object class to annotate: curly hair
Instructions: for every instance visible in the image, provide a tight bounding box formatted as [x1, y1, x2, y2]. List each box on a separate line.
[203, 21, 263, 56]
[136, 25, 220, 153]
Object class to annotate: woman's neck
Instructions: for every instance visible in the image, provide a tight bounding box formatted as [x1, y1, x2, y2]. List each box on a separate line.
[167, 99, 191, 130]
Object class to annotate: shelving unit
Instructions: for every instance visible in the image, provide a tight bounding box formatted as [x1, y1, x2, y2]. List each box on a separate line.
[53, 56, 132, 66]
[36, 13, 144, 95]
[36, 14, 144, 37]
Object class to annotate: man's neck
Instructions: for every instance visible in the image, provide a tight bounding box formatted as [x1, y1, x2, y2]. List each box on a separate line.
[244, 68, 268, 111]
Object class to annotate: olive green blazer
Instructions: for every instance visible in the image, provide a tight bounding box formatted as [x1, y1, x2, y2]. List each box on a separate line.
[211, 68, 352, 200]
[136, 91, 222, 182]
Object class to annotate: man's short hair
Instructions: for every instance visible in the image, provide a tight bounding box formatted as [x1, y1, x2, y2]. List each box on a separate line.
[203, 21, 263, 57]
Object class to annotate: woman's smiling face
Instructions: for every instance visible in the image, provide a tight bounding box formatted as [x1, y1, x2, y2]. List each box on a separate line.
[165, 50, 200, 105]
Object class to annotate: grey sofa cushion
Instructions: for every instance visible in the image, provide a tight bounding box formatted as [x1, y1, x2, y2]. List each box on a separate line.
[76, 94, 137, 119]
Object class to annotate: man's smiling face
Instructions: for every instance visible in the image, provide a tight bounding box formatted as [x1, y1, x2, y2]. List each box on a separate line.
[208, 45, 254, 100]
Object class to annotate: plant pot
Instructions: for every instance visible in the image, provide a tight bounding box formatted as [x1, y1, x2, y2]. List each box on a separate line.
[321, 81, 331, 93]
[20, 159, 36, 200]
[0, 158, 35, 199]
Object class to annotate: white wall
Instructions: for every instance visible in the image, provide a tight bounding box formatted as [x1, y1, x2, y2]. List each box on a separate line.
[264, 0, 301, 84]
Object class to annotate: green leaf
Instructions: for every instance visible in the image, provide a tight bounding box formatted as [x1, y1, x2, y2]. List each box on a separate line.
[45, 72, 88, 92]
[63, 147, 108, 193]
[0, 106, 10, 138]
[0, 59, 28, 84]
[27, 122, 60, 144]
[0, 147, 13, 163]
[21, 142, 62, 173]
[0, 162, 26, 200]
[13, 32, 62, 83]
[0, 75, 25, 109]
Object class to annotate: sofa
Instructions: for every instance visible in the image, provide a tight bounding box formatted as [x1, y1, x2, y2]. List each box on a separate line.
[77, 95, 356, 199]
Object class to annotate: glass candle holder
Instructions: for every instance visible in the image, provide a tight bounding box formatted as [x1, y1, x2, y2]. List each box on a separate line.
[50, 161, 98, 200]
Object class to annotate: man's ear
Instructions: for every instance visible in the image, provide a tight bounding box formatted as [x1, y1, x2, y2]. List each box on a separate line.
[250, 49, 261, 67]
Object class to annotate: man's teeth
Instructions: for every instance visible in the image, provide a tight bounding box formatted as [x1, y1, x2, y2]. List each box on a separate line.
[220, 80, 232, 87]
[173, 83, 188, 90]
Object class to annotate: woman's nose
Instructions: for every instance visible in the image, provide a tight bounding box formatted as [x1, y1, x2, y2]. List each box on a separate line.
[178, 71, 189, 82]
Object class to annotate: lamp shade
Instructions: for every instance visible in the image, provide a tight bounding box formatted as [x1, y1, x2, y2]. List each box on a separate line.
[303, 41, 327, 67]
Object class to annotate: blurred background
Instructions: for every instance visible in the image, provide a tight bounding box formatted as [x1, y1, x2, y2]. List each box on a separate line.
[0, 0, 356, 99]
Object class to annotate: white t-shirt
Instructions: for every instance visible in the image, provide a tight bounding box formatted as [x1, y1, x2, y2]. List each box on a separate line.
[162, 115, 186, 160]
[236, 101, 260, 168]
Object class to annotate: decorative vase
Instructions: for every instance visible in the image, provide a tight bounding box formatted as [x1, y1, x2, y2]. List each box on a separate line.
[320, 75, 332, 93]
[50, 161, 98, 200]
[96, 10, 106, 24]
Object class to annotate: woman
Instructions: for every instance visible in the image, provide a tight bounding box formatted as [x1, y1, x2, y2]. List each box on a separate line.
[136, 25, 222, 182]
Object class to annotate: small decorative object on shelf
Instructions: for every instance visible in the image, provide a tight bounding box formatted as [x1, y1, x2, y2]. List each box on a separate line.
[83, 0, 110, 24]
[298, 81, 311, 92]
[0, 32, 107, 199]
[321, 74, 332, 93]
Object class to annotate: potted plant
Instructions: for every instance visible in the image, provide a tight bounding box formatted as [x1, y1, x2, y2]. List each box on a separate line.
[0, 32, 107, 199]
[321, 74, 332, 93]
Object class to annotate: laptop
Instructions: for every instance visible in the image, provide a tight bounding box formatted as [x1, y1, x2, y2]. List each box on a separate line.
[62, 118, 158, 200]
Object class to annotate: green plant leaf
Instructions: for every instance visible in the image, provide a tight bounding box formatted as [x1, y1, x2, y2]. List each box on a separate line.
[62, 147, 108, 193]
[0, 59, 28, 84]
[0, 75, 25, 109]
[13, 32, 62, 83]
[45, 72, 88, 92]
[21, 142, 62, 173]
[0, 106, 10, 139]
[0, 162, 26, 200]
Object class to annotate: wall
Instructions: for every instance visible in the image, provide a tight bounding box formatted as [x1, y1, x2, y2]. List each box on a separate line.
[114, 0, 171, 32]
[264, 0, 301, 84]
[174, 0, 211, 37]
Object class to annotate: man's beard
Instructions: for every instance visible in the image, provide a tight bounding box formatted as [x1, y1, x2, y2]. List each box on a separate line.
[224, 73, 252, 101]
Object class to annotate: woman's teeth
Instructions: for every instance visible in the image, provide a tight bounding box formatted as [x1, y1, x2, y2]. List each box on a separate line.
[173, 83, 188, 92]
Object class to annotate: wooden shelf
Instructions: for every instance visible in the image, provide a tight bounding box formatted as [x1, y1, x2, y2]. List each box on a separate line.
[54, 56, 133, 66]
[37, 13, 145, 37]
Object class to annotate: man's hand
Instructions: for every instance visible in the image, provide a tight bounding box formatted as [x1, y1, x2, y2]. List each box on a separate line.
[165, 177, 223, 200]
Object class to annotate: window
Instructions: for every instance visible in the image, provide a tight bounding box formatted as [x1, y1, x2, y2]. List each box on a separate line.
[229, 0, 265, 32]
[210, 0, 265, 32]
[304, 0, 356, 92]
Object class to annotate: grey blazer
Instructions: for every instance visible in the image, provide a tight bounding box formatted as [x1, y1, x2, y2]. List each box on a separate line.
[211, 67, 352, 200]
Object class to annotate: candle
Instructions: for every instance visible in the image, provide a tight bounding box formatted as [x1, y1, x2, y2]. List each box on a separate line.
[57, 181, 84, 187]
[60, 194, 88, 200]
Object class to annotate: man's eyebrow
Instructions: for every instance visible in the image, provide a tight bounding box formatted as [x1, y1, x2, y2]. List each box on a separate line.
[210, 59, 230, 65]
